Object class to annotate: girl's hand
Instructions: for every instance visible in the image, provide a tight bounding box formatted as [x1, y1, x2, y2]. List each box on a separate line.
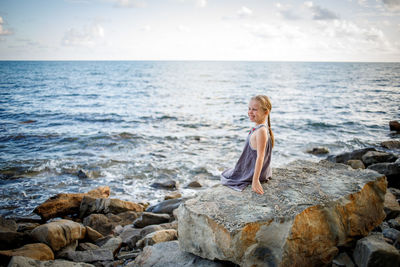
[252, 179, 264, 195]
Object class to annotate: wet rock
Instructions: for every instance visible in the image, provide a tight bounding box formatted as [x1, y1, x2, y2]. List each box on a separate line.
[62, 249, 114, 263]
[131, 241, 226, 267]
[83, 214, 117, 236]
[150, 180, 178, 190]
[33, 186, 110, 221]
[361, 151, 397, 166]
[382, 228, 400, 243]
[85, 226, 104, 242]
[390, 121, 400, 132]
[187, 180, 202, 188]
[0, 216, 17, 232]
[346, 159, 365, 169]
[353, 233, 400, 267]
[381, 140, 400, 149]
[164, 192, 182, 200]
[327, 147, 376, 163]
[384, 191, 400, 220]
[78, 242, 100, 251]
[0, 243, 54, 263]
[306, 147, 329, 155]
[136, 229, 178, 249]
[8, 256, 95, 267]
[133, 212, 170, 228]
[178, 160, 387, 266]
[31, 219, 86, 251]
[368, 161, 400, 188]
[332, 252, 354, 267]
[79, 196, 144, 218]
[77, 170, 88, 179]
[146, 198, 184, 214]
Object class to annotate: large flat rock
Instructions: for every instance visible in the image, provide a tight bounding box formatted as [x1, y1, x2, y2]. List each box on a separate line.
[177, 160, 387, 267]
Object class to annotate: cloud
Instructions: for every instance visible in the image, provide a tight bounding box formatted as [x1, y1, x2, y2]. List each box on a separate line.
[275, 3, 301, 20]
[62, 24, 105, 47]
[140, 25, 151, 31]
[196, 0, 207, 8]
[237, 6, 253, 18]
[0, 16, 12, 35]
[382, 0, 400, 11]
[112, 0, 146, 8]
[304, 1, 339, 20]
[177, 25, 191, 33]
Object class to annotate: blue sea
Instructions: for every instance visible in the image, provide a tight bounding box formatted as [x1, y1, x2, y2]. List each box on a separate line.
[1, 61, 399, 218]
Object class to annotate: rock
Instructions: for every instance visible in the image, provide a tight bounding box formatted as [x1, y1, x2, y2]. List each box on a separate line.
[85, 226, 104, 242]
[146, 198, 184, 214]
[327, 148, 376, 163]
[131, 241, 226, 267]
[381, 140, 400, 149]
[98, 236, 122, 255]
[78, 242, 100, 251]
[79, 196, 144, 218]
[150, 180, 178, 190]
[31, 219, 86, 251]
[306, 147, 329, 155]
[133, 212, 170, 228]
[119, 226, 142, 245]
[136, 229, 178, 249]
[390, 121, 400, 132]
[33, 186, 110, 221]
[187, 180, 202, 188]
[77, 170, 88, 179]
[361, 151, 397, 166]
[0, 243, 54, 263]
[346, 159, 365, 169]
[382, 228, 400, 242]
[117, 251, 140, 260]
[17, 222, 40, 233]
[389, 187, 400, 199]
[164, 192, 182, 200]
[332, 252, 354, 267]
[115, 211, 141, 225]
[178, 160, 387, 267]
[83, 214, 116, 236]
[0, 229, 28, 250]
[368, 162, 400, 188]
[8, 256, 95, 267]
[62, 249, 114, 263]
[388, 217, 400, 230]
[384, 191, 400, 220]
[0, 216, 17, 232]
[353, 233, 400, 267]
[55, 240, 78, 258]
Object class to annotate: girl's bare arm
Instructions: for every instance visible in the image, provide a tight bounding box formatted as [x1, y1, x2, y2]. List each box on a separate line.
[252, 127, 268, 194]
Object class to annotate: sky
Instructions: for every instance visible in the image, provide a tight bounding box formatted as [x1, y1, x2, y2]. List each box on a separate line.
[0, 0, 399, 61]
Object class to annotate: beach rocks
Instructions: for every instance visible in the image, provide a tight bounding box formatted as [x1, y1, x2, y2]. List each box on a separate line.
[306, 147, 329, 155]
[146, 198, 184, 214]
[353, 234, 400, 267]
[79, 196, 144, 218]
[361, 151, 397, 166]
[150, 180, 178, 190]
[384, 191, 400, 220]
[381, 140, 400, 149]
[8, 256, 95, 267]
[347, 159, 365, 169]
[390, 121, 400, 132]
[61, 249, 114, 263]
[82, 214, 116, 236]
[31, 219, 86, 251]
[133, 212, 170, 228]
[178, 160, 387, 267]
[187, 180, 202, 188]
[33, 186, 110, 221]
[368, 161, 400, 188]
[85, 226, 103, 242]
[0, 243, 54, 263]
[136, 229, 178, 248]
[327, 147, 376, 163]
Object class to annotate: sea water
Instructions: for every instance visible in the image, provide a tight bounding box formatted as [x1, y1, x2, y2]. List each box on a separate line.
[1, 61, 399, 218]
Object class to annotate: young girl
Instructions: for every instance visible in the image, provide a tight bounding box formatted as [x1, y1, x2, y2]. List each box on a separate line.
[221, 95, 274, 195]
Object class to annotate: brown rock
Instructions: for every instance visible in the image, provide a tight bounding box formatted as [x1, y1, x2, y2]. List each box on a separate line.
[346, 159, 365, 169]
[133, 212, 170, 228]
[381, 140, 400, 149]
[187, 180, 202, 188]
[390, 121, 400, 132]
[136, 229, 178, 248]
[384, 191, 400, 220]
[33, 186, 110, 221]
[164, 192, 182, 200]
[31, 219, 86, 251]
[83, 214, 115, 236]
[0, 243, 54, 263]
[306, 147, 329, 155]
[85, 226, 103, 242]
[79, 196, 144, 218]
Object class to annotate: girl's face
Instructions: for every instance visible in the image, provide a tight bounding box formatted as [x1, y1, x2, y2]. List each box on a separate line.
[248, 99, 269, 124]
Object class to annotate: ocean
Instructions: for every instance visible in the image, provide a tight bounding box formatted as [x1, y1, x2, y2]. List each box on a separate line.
[1, 61, 399, 218]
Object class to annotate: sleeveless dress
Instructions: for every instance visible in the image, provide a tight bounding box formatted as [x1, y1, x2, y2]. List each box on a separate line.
[221, 124, 272, 191]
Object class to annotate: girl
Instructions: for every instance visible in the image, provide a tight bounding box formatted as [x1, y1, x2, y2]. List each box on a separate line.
[221, 95, 274, 195]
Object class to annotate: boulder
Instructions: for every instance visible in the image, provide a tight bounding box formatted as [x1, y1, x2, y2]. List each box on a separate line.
[0, 243, 54, 263]
[332, 252, 354, 267]
[353, 233, 400, 267]
[390, 121, 400, 132]
[116, 211, 141, 225]
[150, 180, 178, 190]
[78, 242, 100, 251]
[187, 180, 202, 188]
[346, 160, 365, 169]
[178, 160, 387, 267]
[361, 151, 397, 166]
[119, 226, 142, 245]
[381, 140, 400, 149]
[382, 228, 400, 243]
[17, 222, 40, 233]
[146, 198, 184, 214]
[130, 241, 226, 267]
[61, 249, 114, 263]
[82, 214, 117, 236]
[388, 217, 400, 230]
[327, 148, 376, 164]
[8, 256, 95, 267]
[33, 186, 110, 221]
[85, 226, 103, 242]
[98, 236, 122, 255]
[164, 192, 182, 200]
[133, 212, 170, 228]
[0, 229, 28, 250]
[0, 216, 17, 232]
[368, 161, 400, 188]
[79, 196, 144, 218]
[31, 219, 86, 251]
[136, 229, 178, 248]
[306, 147, 329, 155]
[384, 191, 400, 220]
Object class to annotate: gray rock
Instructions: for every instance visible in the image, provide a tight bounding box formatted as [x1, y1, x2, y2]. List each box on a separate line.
[306, 147, 329, 155]
[146, 198, 184, 214]
[83, 214, 116, 236]
[381, 140, 400, 149]
[78, 242, 100, 251]
[327, 148, 376, 163]
[150, 180, 178, 190]
[129, 241, 226, 267]
[389, 187, 400, 199]
[56, 240, 78, 258]
[332, 252, 354, 267]
[362, 151, 397, 166]
[119, 226, 142, 244]
[0, 230, 27, 250]
[117, 251, 141, 260]
[347, 159, 365, 169]
[382, 228, 400, 242]
[388, 218, 400, 230]
[178, 160, 387, 267]
[99, 236, 122, 255]
[80, 196, 143, 218]
[63, 249, 114, 262]
[8, 256, 95, 267]
[0, 216, 17, 232]
[353, 233, 400, 267]
[133, 212, 170, 228]
[368, 161, 400, 188]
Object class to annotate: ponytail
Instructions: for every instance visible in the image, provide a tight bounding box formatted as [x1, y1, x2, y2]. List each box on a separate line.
[267, 114, 274, 148]
[252, 95, 275, 148]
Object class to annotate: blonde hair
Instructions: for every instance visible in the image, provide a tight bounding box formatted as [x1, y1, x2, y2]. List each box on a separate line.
[251, 95, 275, 148]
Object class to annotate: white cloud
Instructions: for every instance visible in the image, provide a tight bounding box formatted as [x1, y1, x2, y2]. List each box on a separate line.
[62, 24, 105, 47]
[113, 0, 146, 8]
[0, 16, 12, 35]
[304, 1, 339, 20]
[140, 25, 151, 31]
[177, 25, 191, 33]
[237, 6, 253, 18]
[196, 0, 207, 8]
[275, 3, 301, 20]
[381, 0, 400, 11]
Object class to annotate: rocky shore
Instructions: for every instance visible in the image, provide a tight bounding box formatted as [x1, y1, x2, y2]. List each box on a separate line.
[1, 138, 400, 266]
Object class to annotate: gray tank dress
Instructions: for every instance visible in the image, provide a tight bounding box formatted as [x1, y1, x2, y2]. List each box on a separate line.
[221, 124, 272, 191]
